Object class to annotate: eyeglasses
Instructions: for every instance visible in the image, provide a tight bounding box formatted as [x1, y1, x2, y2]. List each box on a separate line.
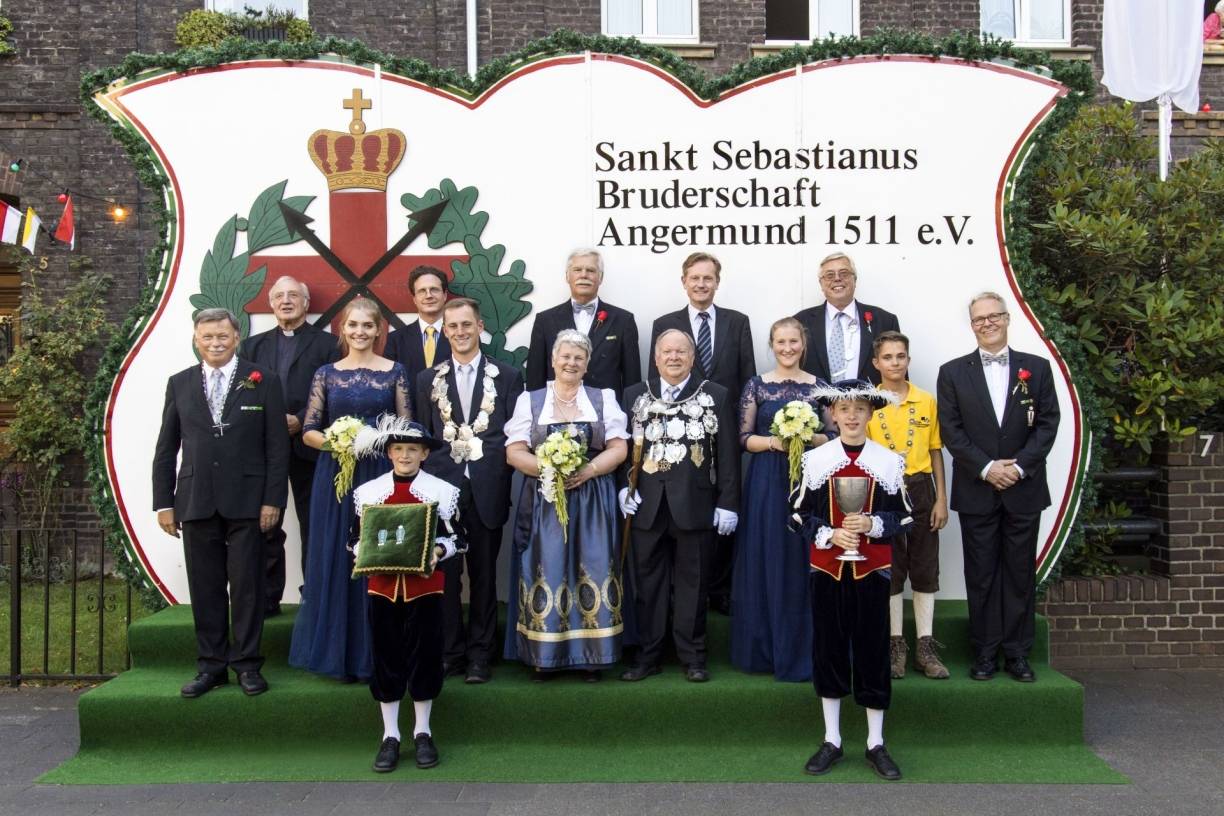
[819, 271, 855, 282]
[970, 312, 1009, 328]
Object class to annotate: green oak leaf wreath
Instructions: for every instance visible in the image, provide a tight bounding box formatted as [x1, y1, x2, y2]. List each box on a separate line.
[401, 179, 533, 371]
[189, 180, 314, 340]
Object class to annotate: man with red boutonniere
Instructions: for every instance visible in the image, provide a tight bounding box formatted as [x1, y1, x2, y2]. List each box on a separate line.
[794, 252, 900, 385]
[936, 292, 1059, 684]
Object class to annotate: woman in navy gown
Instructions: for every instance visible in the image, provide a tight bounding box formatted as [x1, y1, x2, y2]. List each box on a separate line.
[503, 330, 629, 680]
[289, 298, 412, 681]
[731, 317, 831, 681]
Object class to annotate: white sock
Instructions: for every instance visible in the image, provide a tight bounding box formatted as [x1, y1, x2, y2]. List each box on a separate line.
[379, 701, 401, 741]
[413, 699, 433, 736]
[821, 697, 842, 748]
[914, 591, 935, 639]
[866, 708, 885, 750]
[889, 593, 904, 637]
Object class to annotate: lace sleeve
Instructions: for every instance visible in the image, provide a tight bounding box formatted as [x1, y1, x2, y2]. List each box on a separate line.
[394, 363, 413, 419]
[302, 366, 328, 434]
[738, 377, 759, 448]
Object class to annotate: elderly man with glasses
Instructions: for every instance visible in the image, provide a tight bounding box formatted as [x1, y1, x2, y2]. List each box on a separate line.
[794, 252, 901, 385]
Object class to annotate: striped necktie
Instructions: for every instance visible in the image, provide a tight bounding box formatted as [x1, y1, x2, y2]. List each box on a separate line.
[696, 311, 713, 374]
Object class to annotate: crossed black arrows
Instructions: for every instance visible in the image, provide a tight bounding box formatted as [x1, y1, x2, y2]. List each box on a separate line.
[278, 198, 449, 331]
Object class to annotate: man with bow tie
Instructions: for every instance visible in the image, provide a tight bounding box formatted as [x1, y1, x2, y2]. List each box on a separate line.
[794, 252, 901, 385]
[413, 298, 523, 684]
[153, 308, 290, 698]
[526, 249, 640, 399]
[936, 292, 1059, 683]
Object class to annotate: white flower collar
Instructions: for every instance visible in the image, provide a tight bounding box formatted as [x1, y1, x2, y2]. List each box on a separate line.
[353, 470, 461, 520]
[799, 439, 906, 495]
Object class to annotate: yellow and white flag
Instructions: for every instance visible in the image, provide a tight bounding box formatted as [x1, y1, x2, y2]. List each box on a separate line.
[20, 207, 40, 253]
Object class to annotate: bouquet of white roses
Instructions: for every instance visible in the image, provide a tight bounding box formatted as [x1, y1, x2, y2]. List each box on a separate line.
[769, 400, 822, 490]
[535, 427, 588, 541]
[322, 415, 365, 502]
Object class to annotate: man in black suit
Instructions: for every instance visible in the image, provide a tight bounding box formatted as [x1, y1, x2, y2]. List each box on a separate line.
[647, 251, 755, 615]
[384, 265, 452, 385]
[618, 329, 740, 683]
[795, 252, 901, 385]
[239, 275, 340, 614]
[526, 249, 640, 398]
[414, 297, 524, 684]
[936, 292, 1059, 683]
[153, 308, 290, 698]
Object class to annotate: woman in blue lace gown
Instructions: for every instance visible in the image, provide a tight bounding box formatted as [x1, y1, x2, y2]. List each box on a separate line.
[503, 330, 629, 680]
[731, 317, 832, 682]
[289, 299, 412, 681]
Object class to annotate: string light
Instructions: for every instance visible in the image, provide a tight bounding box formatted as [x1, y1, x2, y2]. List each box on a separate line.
[7, 159, 21, 173]
[0, 137, 132, 221]
[110, 202, 128, 222]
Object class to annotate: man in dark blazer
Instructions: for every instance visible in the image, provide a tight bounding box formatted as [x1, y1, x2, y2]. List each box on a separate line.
[936, 292, 1059, 683]
[383, 265, 452, 385]
[647, 251, 755, 615]
[795, 252, 900, 385]
[153, 308, 290, 698]
[414, 298, 524, 684]
[239, 275, 340, 614]
[618, 329, 740, 683]
[526, 249, 640, 398]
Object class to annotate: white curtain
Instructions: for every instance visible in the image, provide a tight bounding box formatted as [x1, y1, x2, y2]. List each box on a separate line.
[606, 0, 644, 35]
[1102, 0, 1203, 179]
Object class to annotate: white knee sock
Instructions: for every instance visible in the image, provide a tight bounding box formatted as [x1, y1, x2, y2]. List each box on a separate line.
[413, 699, 433, 736]
[889, 593, 904, 637]
[821, 697, 842, 748]
[380, 701, 401, 741]
[866, 708, 885, 750]
[913, 591, 935, 639]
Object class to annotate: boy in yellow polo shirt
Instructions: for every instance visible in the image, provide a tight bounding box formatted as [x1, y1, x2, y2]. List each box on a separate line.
[868, 331, 950, 680]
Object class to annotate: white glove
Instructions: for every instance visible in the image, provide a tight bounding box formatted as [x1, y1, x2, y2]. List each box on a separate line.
[350, 542, 360, 560]
[435, 535, 459, 562]
[618, 488, 642, 516]
[713, 508, 739, 536]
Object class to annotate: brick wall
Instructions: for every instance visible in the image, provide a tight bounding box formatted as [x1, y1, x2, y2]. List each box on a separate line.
[1040, 432, 1224, 670]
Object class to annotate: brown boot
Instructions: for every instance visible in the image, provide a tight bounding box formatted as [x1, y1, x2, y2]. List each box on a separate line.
[915, 636, 950, 679]
[889, 636, 907, 680]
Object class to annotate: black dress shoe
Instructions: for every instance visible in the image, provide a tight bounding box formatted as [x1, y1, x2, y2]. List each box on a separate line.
[442, 660, 467, 678]
[414, 732, 439, 768]
[685, 664, 710, 683]
[865, 745, 902, 780]
[237, 670, 268, 696]
[619, 664, 662, 682]
[708, 595, 731, 615]
[529, 668, 552, 683]
[582, 670, 602, 683]
[465, 661, 492, 684]
[180, 672, 227, 698]
[1004, 656, 1036, 682]
[372, 736, 400, 773]
[970, 654, 997, 681]
[263, 603, 282, 618]
[803, 741, 844, 775]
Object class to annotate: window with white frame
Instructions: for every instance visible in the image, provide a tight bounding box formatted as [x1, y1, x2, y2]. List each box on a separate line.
[603, 0, 700, 43]
[766, 0, 858, 42]
[207, 1, 309, 19]
[980, 0, 1070, 45]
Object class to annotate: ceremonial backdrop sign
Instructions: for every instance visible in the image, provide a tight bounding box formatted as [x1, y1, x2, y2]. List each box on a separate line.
[94, 49, 1088, 603]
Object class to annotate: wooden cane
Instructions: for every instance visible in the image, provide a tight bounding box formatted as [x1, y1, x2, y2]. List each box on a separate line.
[620, 424, 645, 568]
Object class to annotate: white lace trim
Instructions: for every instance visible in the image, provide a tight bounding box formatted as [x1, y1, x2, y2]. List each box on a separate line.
[352, 471, 461, 521]
[353, 473, 395, 517]
[813, 526, 834, 549]
[799, 439, 905, 494]
[866, 515, 885, 539]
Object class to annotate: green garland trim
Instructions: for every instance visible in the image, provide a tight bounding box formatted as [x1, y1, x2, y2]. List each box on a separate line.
[81, 29, 1095, 602]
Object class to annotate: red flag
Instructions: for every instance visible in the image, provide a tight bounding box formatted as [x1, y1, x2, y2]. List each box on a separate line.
[54, 195, 75, 250]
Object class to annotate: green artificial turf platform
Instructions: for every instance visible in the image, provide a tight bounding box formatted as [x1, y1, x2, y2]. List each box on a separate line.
[42, 601, 1125, 784]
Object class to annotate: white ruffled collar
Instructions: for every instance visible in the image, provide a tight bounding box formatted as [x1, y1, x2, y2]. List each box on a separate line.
[799, 439, 906, 495]
[353, 470, 461, 520]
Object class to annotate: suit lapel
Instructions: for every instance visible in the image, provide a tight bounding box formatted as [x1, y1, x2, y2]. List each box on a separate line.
[190, 365, 212, 422]
[965, 353, 1000, 430]
[220, 360, 250, 422]
[809, 304, 829, 376]
[587, 302, 612, 351]
[557, 303, 577, 333]
[706, 307, 726, 380]
[445, 361, 464, 425]
[855, 303, 875, 380]
[286, 324, 318, 371]
[999, 352, 1025, 428]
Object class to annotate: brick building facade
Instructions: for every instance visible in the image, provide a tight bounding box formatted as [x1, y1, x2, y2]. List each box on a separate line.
[0, 1, 1219, 666]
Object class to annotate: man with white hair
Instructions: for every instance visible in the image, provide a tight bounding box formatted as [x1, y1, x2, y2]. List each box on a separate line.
[240, 275, 340, 612]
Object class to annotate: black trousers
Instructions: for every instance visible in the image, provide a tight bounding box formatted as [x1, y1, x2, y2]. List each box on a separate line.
[441, 499, 502, 664]
[629, 495, 715, 667]
[368, 593, 445, 703]
[263, 450, 317, 606]
[810, 570, 890, 710]
[181, 513, 265, 675]
[707, 531, 735, 605]
[959, 506, 1041, 660]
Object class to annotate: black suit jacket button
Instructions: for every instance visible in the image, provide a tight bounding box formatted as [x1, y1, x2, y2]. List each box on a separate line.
[213, 433, 220, 439]
[212, 462, 219, 467]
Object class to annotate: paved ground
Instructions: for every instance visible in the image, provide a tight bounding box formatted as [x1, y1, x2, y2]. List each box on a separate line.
[0, 669, 1221, 816]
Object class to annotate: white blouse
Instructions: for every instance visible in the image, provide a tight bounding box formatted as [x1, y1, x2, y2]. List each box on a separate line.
[504, 382, 629, 446]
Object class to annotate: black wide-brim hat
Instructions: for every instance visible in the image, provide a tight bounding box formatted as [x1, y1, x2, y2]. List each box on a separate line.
[819, 379, 900, 410]
[353, 415, 445, 459]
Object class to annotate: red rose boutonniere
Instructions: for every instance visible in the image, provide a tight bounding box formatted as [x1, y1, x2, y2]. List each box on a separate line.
[595, 309, 608, 328]
[240, 371, 263, 390]
[1012, 368, 1031, 396]
[863, 310, 874, 333]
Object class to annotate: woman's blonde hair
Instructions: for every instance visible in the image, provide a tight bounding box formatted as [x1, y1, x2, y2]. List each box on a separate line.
[336, 297, 384, 357]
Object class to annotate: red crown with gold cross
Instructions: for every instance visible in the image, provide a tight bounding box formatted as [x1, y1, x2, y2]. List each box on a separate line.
[307, 89, 405, 192]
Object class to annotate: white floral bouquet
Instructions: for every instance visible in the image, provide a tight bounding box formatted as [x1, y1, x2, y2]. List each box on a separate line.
[535, 427, 588, 541]
[769, 400, 822, 490]
[322, 415, 365, 502]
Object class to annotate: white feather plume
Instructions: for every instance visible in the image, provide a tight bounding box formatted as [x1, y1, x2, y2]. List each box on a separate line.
[352, 413, 420, 460]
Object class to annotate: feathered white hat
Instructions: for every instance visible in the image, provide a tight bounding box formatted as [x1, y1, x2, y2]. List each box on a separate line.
[352, 414, 444, 460]
[819, 379, 902, 409]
